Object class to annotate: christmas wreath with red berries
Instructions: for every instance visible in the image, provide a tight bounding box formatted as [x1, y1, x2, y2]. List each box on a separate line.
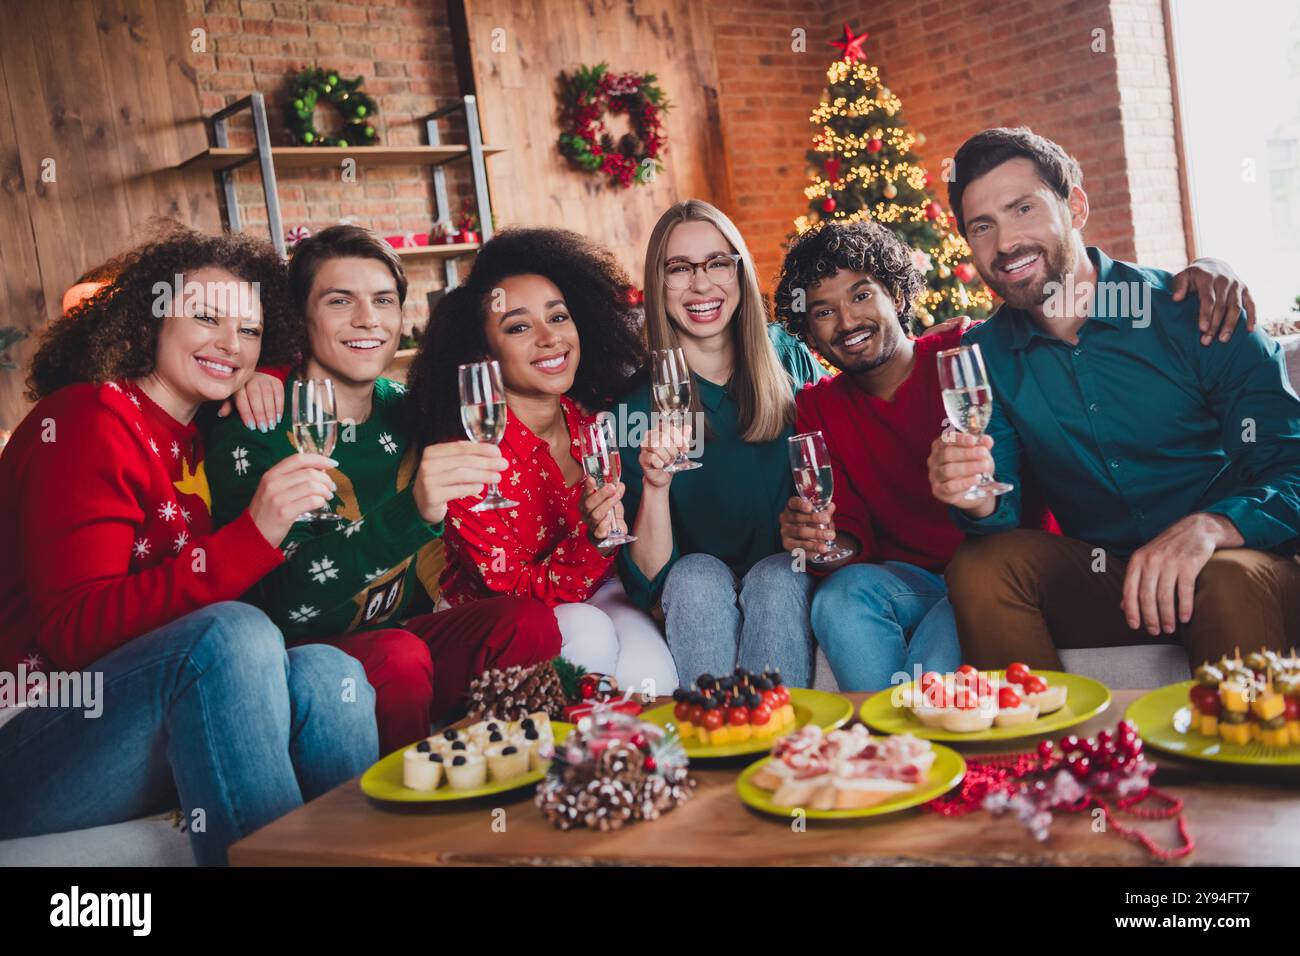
[557, 63, 669, 188]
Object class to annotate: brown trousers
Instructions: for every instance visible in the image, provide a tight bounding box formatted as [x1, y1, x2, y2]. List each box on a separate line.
[945, 530, 1300, 670]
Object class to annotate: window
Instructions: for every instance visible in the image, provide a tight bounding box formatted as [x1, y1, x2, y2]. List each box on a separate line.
[1169, 0, 1300, 324]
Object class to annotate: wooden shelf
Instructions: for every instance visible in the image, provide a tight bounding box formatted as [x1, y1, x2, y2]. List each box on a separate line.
[178, 144, 505, 173]
[391, 242, 479, 260]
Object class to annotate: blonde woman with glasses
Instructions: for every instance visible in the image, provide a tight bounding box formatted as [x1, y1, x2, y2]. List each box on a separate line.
[616, 200, 827, 687]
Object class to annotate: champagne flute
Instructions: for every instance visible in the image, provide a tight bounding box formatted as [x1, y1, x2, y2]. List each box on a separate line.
[787, 430, 853, 563]
[650, 347, 702, 473]
[458, 360, 519, 512]
[936, 344, 1015, 500]
[581, 415, 637, 547]
[291, 378, 344, 523]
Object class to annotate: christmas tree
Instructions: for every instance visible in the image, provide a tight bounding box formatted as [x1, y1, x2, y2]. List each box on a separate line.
[794, 25, 993, 331]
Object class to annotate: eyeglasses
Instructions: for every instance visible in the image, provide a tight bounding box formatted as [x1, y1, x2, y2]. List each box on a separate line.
[663, 254, 742, 290]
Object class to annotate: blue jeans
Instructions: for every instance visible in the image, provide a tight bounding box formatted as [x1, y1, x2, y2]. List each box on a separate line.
[0, 602, 378, 866]
[811, 561, 962, 691]
[661, 552, 815, 687]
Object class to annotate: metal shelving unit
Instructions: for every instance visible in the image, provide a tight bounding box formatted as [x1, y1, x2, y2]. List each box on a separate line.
[181, 92, 499, 292]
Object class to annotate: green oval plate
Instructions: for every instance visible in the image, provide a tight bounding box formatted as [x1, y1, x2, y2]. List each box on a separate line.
[360, 721, 575, 803]
[641, 688, 853, 759]
[736, 743, 966, 820]
[1126, 681, 1300, 766]
[859, 671, 1111, 742]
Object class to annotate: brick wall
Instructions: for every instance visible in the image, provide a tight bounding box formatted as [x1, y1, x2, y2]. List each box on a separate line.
[186, 0, 472, 327]
[1110, 0, 1188, 269]
[707, 1, 835, 291]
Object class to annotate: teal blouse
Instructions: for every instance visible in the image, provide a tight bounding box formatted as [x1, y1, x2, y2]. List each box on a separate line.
[616, 324, 827, 610]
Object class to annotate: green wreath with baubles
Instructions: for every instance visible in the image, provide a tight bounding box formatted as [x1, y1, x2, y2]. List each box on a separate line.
[286, 68, 378, 147]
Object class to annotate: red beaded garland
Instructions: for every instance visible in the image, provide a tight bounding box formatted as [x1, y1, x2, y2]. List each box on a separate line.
[926, 723, 1194, 861]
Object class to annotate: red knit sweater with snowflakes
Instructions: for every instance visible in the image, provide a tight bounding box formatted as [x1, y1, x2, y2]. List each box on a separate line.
[0, 380, 284, 678]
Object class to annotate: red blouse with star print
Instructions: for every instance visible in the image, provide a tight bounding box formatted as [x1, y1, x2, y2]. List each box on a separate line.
[0, 380, 285, 684]
[439, 396, 615, 608]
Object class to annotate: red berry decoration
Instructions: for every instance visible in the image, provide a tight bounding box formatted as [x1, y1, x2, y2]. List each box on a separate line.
[822, 196, 837, 213]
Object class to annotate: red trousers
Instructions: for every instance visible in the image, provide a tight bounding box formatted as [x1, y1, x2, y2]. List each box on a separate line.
[307, 596, 561, 754]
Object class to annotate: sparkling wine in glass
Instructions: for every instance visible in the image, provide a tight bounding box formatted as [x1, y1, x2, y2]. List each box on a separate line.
[581, 415, 637, 547]
[291, 378, 344, 523]
[787, 430, 853, 563]
[936, 344, 1014, 500]
[458, 360, 519, 512]
[650, 347, 702, 473]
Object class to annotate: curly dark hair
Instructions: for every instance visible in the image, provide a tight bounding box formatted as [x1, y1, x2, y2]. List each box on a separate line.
[406, 227, 645, 447]
[27, 223, 300, 401]
[773, 219, 926, 341]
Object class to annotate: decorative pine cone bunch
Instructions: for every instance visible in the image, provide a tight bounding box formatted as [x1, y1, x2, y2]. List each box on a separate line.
[466, 659, 570, 722]
[535, 708, 694, 832]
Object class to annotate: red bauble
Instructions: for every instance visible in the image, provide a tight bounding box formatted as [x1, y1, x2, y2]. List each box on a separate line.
[955, 263, 976, 283]
[867, 137, 883, 153]
[922, 173, 932, 186]
[824, 157, 842, 181]
[822, 197, 837, 212]
[924, 201, 943, 220]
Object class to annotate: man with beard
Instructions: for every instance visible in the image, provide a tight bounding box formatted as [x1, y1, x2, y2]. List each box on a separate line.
[774, 221, 971, 689]
[932, 127, 1300, 668]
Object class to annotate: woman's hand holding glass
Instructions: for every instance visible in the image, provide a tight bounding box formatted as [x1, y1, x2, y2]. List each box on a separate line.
[637, 417, 692, 490]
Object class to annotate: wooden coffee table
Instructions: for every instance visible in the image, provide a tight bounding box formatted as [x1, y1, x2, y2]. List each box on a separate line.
[229, 691, 1300, 866]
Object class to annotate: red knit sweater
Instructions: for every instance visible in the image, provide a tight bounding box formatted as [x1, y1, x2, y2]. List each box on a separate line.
[0, 380, 284, 676]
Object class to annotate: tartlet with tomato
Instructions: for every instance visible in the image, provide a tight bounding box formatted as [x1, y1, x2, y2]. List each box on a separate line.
[670, 668, 796, 745]
[898, 663, 1067, 734]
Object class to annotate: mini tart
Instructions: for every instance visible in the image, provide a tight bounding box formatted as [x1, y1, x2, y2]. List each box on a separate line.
[992, 702, 1041, 727]
[402, 748, 445, 791]
[910, 704, 949, 728]
[513, 712, 552, 739]
[512, 729, 552, 771]
[467, 718, 508, 747]
[485, 743, 529, 782]
[445, 752, 488, 791]
[1022, 685, 1067, 715]
[443, 738, 482, 758]
[938, 709, 995, 733]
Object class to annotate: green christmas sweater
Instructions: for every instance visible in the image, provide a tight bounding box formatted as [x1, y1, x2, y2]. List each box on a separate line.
[208, 377, 445, 641]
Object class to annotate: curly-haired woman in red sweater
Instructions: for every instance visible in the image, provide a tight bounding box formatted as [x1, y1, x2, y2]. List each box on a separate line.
[0, 225, 378, 865]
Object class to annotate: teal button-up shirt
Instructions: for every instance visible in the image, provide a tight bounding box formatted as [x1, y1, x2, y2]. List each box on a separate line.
[616, 324, 827, 610]
[955, 247, 1300, 557]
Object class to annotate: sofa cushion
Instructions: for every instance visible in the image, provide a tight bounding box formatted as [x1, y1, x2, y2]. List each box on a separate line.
[0, 814, 194, 867]
[813, 643, 1189, 693]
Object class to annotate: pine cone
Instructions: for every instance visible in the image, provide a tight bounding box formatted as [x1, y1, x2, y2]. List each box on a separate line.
[466, 659, 569, 722]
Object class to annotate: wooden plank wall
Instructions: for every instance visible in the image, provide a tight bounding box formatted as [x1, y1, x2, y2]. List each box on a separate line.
[0, 0, 218, 430]
[461, 0, 733, 285]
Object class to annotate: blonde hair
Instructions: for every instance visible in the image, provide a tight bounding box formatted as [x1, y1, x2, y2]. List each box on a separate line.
[642, 199, 794, 443]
